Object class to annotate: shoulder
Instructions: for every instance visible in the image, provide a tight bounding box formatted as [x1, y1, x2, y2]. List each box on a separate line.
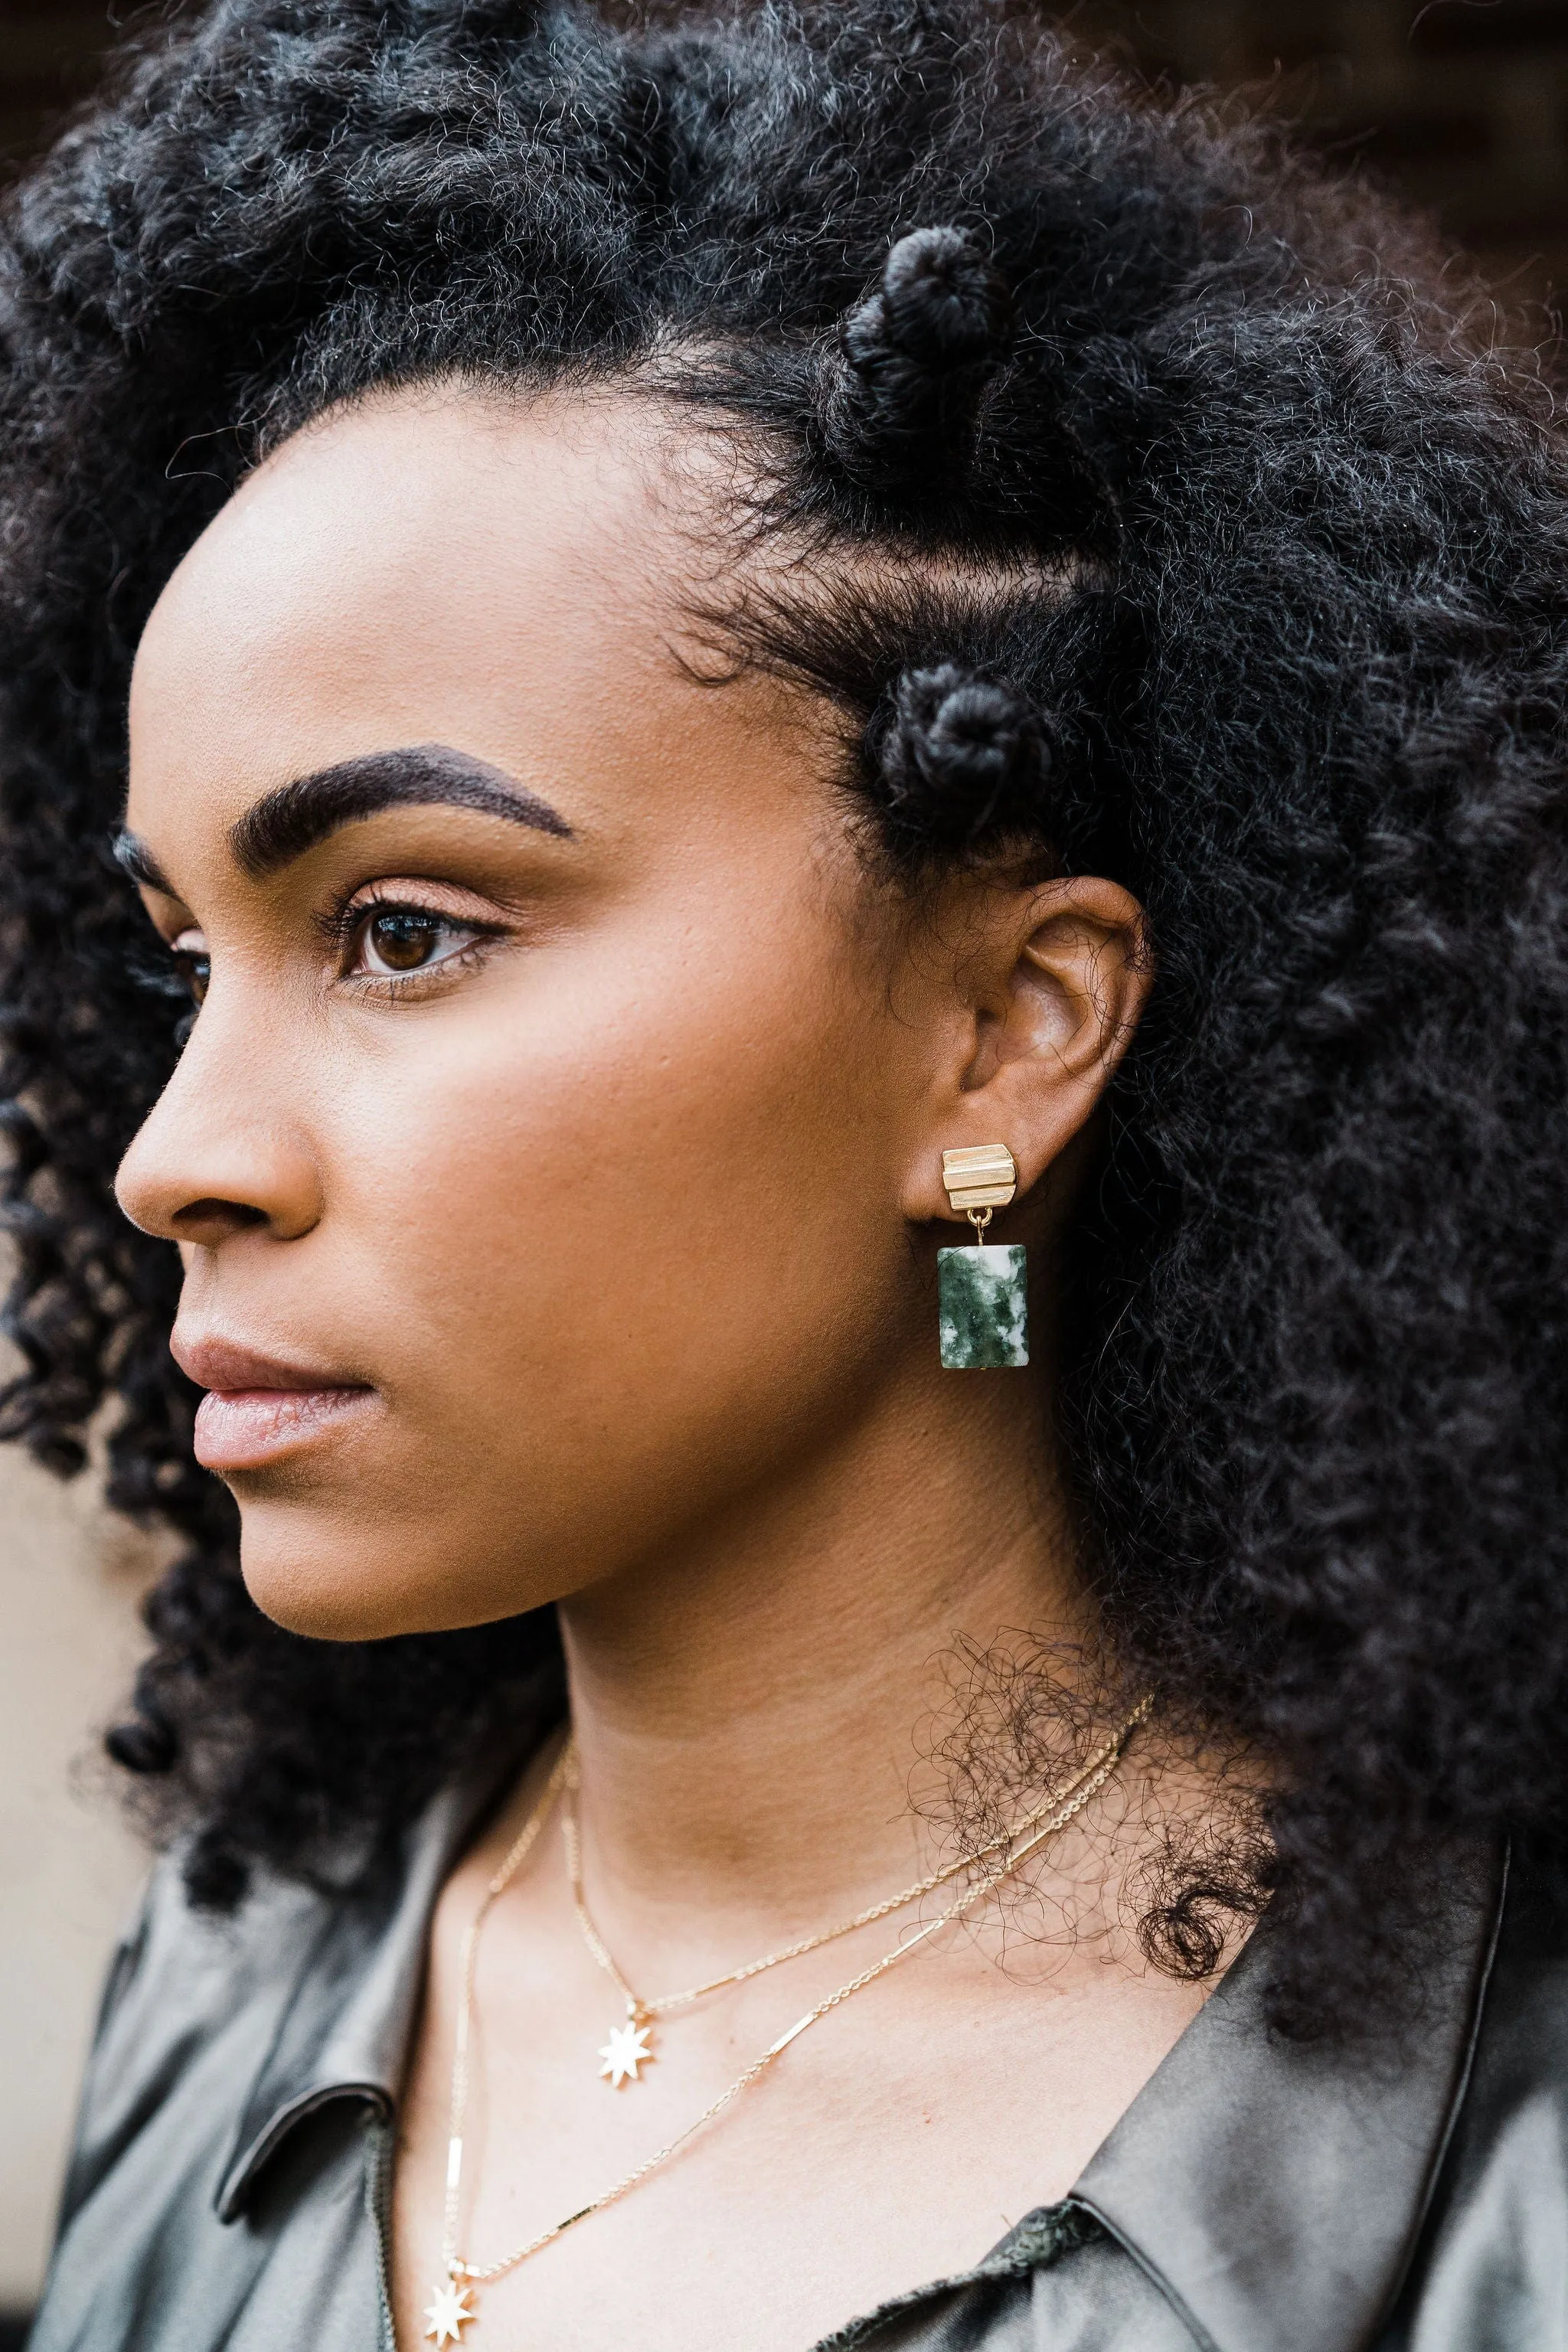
[34, 1759, 506, 2352]
[31, 1746, 544, 2352]
[25, 1847, 392, 2352]
[1389, 1849, 1568, 2347]
[1458, 1845, 1568, 2151]
[58, 1846, 340, 2230]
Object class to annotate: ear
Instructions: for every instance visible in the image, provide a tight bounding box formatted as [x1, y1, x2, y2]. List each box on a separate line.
[900, 872, 1152, 1225]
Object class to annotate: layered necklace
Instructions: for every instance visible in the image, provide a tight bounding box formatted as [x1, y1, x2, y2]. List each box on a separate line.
[424, 1696, 1152, 2346]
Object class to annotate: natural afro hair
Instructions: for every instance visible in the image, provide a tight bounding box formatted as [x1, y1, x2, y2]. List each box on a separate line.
[2, 0, 1567, 2030]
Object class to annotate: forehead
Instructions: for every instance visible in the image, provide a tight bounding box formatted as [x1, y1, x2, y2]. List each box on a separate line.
[128, 382, 702, 838]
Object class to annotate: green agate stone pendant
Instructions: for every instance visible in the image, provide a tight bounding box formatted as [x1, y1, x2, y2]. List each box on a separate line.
[938, 1243, 1029, 1369]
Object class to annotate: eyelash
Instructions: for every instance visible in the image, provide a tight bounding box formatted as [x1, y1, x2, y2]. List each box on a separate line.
[155, 890, 506, 1021]
[126, 942, 198, 1005]
[320, 889, 507, 997]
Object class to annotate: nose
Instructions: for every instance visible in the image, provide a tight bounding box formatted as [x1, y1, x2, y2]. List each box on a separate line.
[115, 1000, 324, 1249]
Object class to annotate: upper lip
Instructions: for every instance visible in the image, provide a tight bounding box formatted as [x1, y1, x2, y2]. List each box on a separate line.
[172, 1331, 369, 1394]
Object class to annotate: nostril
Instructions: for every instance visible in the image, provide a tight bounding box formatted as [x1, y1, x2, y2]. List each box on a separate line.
[169, 1197, 269, 1243]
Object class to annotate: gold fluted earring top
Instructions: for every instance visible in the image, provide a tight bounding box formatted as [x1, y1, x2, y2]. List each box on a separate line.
[941, 1144, 1018, 1214]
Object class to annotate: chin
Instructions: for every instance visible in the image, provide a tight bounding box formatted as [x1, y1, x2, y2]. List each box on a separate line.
[238, 1534, 416, 1642]
[234, 1493, 566, 1642]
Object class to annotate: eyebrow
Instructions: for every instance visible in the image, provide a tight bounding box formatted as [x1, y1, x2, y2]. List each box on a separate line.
[113, 743, 571, 895]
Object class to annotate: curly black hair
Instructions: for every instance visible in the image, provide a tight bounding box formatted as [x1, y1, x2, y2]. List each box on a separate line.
[2, 0, 1566, 2032]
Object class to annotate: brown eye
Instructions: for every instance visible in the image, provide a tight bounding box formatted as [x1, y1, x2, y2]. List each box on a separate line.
[365, 910, 443, 971]
[170, 928, 211, 1004]
[355, 906, 478, 980]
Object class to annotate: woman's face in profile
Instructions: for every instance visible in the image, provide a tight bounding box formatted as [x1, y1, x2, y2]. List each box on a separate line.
[116, 382, 952, 1638]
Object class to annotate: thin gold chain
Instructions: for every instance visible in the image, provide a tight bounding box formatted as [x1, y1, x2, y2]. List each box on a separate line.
[438, 1697, 1151, 2300]
[439, 1739, 576, 2274]
[564, 1699, 1153, 2020]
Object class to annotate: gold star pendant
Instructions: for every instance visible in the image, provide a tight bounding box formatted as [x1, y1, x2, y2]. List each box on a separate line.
[598, 2016, 655, 2087]
[423, 2277, 476, 2345]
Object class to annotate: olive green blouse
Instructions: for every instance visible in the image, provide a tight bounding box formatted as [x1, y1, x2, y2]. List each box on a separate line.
[24, 1754, 1563, 2352]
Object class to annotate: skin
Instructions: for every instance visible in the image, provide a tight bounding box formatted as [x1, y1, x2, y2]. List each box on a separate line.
[116, 380, 1230, 2352]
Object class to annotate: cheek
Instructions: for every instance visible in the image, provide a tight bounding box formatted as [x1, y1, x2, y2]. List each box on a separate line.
[248, 865, 920, 1631]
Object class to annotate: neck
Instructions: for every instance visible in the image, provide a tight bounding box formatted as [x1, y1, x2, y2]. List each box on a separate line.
[555, 1351, 1096, 1954]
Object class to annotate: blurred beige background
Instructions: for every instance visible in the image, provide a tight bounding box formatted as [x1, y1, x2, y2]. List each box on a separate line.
[0, 1452, 162, 2320]
[6, 0, 1568, 2333]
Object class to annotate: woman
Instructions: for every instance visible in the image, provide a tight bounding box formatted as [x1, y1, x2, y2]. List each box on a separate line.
[7, 2, 1567, 2347]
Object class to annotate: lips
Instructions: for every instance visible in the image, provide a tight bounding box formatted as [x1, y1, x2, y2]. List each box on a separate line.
[174, 1331, 377, 1473]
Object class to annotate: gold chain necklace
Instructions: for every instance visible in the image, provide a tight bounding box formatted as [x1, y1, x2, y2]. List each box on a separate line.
[564, 1700, 1153, 2086]
[424, 1699, 1150, 2346]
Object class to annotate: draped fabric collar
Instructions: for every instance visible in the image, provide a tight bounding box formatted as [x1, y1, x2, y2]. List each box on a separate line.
[214, 1752, 523, 2223]
[1071, 1854, 1504, 2352]
[215, 1751, 1504, 2352]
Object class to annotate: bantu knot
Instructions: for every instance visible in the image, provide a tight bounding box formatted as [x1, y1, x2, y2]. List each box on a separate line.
[870, 663, 1053, 858]
[823, 227, 1014, 494]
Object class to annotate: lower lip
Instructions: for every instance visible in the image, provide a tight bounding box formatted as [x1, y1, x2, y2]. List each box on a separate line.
[194, 1387, 376, 1472]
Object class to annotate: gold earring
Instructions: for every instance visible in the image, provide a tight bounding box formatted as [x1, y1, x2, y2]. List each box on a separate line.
[938, 1145, 1029, 1369]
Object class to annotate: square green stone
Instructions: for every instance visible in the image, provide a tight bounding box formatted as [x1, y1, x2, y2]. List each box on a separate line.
[938, 1243, 1030, 1369]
